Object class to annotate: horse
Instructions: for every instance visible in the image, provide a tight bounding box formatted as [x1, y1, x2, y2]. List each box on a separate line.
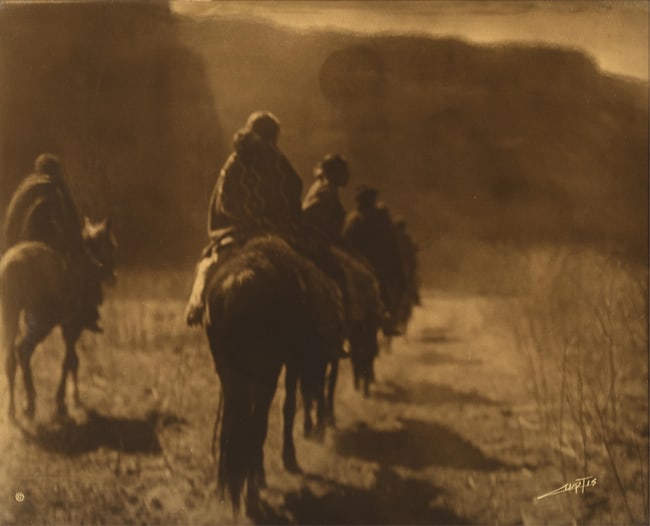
[296, 246, 385, 444]
[1, 217, 117, 421]
[204, 234, 344, 515]
[338, 248, 384, 397]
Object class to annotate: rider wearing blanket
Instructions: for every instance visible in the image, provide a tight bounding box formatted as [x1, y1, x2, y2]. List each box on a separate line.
[343, 186, 406, 335]
[3, 154, 102, 332]
[4, 154, 83, 259]
[302, 154, 349, 245]
[185, 112, 348, 333]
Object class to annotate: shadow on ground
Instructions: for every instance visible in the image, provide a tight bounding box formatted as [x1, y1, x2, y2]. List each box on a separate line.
[374, 380, 499, 406]
[335, 418, 506, 471]
[253, 466, 467, 525]
[409, 326, 482, 368]
[19, 410, 174, 456]
[418, 326, 459, 344]
[412, 346, 462, 367]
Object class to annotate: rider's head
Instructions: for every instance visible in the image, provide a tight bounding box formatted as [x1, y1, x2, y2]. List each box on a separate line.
[34, 153, 62, 177]
[245, 111, 280, 145]
[316, 154, 349, 187]
[355, 185, 378, 209]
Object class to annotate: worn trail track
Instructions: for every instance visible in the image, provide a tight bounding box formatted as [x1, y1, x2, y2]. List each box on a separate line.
[0, 291, 621, 524]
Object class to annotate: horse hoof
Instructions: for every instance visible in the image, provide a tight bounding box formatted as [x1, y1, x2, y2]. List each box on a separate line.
[303, 423, 313, 439]
[244, 488, 262, 518]
[56, 403, 68, 419]
[313, 425, 326, 443]
[245, 498, 261, 519]
[23, 404, 35, 420]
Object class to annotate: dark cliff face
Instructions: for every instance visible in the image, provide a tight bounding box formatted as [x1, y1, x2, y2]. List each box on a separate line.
[1, 6, 647, 271]
[0, 2, 224, 265]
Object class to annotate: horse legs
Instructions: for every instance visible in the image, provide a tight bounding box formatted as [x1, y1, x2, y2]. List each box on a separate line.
[282, 364, 301, 472]
[3, 306, 19, 421]
[300, 375, 314, 438]
[6, 350, 17, 422]
[314, 374, 327, 441]
[349, 324, 364, 393]
[245, 370, 280, 517]
[301, 358, 327, 441]
[353, 369, 360, 391]
[16, 312, 54, 419]
[365, 322, 379, 397]
[17, 340, 37, 419]
[251, 375, 277, 489]
[324, 359, 339, 427]
[363, 366, 371, 398]
[56, 325, 82, 414]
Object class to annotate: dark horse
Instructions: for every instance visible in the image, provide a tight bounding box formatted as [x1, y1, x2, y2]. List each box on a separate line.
[204, 234, 344, 515]
[1, 217, 116, 420]
[335, 247, 384, 397]
[298, 246, 385, 440]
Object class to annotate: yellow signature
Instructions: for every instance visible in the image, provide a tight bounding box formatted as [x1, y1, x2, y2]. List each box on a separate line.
[537, 476, 597, 500]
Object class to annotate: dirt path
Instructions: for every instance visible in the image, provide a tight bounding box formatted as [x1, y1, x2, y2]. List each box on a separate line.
[0, 291, 590, 524]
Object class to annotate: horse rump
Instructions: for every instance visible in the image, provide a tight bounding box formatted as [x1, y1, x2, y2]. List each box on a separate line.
[0, 242, 65, 419]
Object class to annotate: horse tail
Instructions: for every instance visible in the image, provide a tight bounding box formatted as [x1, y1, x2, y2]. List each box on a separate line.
[217, 370, 255, 514]
[0, 250, 18, 356]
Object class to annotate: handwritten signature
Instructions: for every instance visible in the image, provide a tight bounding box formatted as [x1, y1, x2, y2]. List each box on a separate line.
[537, 476, 597, 500]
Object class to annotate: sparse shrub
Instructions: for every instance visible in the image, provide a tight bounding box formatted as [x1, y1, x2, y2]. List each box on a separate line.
[506, 247, 648, 524]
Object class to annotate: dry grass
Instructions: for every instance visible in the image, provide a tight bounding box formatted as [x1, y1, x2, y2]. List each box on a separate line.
[503, 248, 649, 524]
[1, 255, 647, 524]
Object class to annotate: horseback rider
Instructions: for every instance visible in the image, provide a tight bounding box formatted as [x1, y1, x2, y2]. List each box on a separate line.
[3, 153, 102, 332]
[302, 154, 349, 245]
[4, 153, 83, 257]
[342, 185, 406, 334]
[185, 112, 349, 329]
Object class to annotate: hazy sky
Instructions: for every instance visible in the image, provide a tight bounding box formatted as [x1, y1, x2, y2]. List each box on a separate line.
[171, 0, 649, 80]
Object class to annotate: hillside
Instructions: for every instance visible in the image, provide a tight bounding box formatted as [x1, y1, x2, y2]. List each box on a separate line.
[1, 3, 647, 275]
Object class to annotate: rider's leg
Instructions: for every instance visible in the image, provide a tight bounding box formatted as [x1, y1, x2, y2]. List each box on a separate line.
[185, 249, 219, 326]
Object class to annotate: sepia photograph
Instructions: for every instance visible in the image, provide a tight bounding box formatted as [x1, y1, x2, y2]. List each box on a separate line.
[0, 0, 648, 524]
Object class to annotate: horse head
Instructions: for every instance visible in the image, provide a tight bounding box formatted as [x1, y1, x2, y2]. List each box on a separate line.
[82, 216, 117, 286]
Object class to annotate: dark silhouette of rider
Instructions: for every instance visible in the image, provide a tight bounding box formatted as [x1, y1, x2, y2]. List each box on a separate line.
[186, 112, 348, 328]
[4, 154, 82, 258]
[302, 154, 349, 245]
[342, 186, 406, 332]
[3, 153, 102, 331]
